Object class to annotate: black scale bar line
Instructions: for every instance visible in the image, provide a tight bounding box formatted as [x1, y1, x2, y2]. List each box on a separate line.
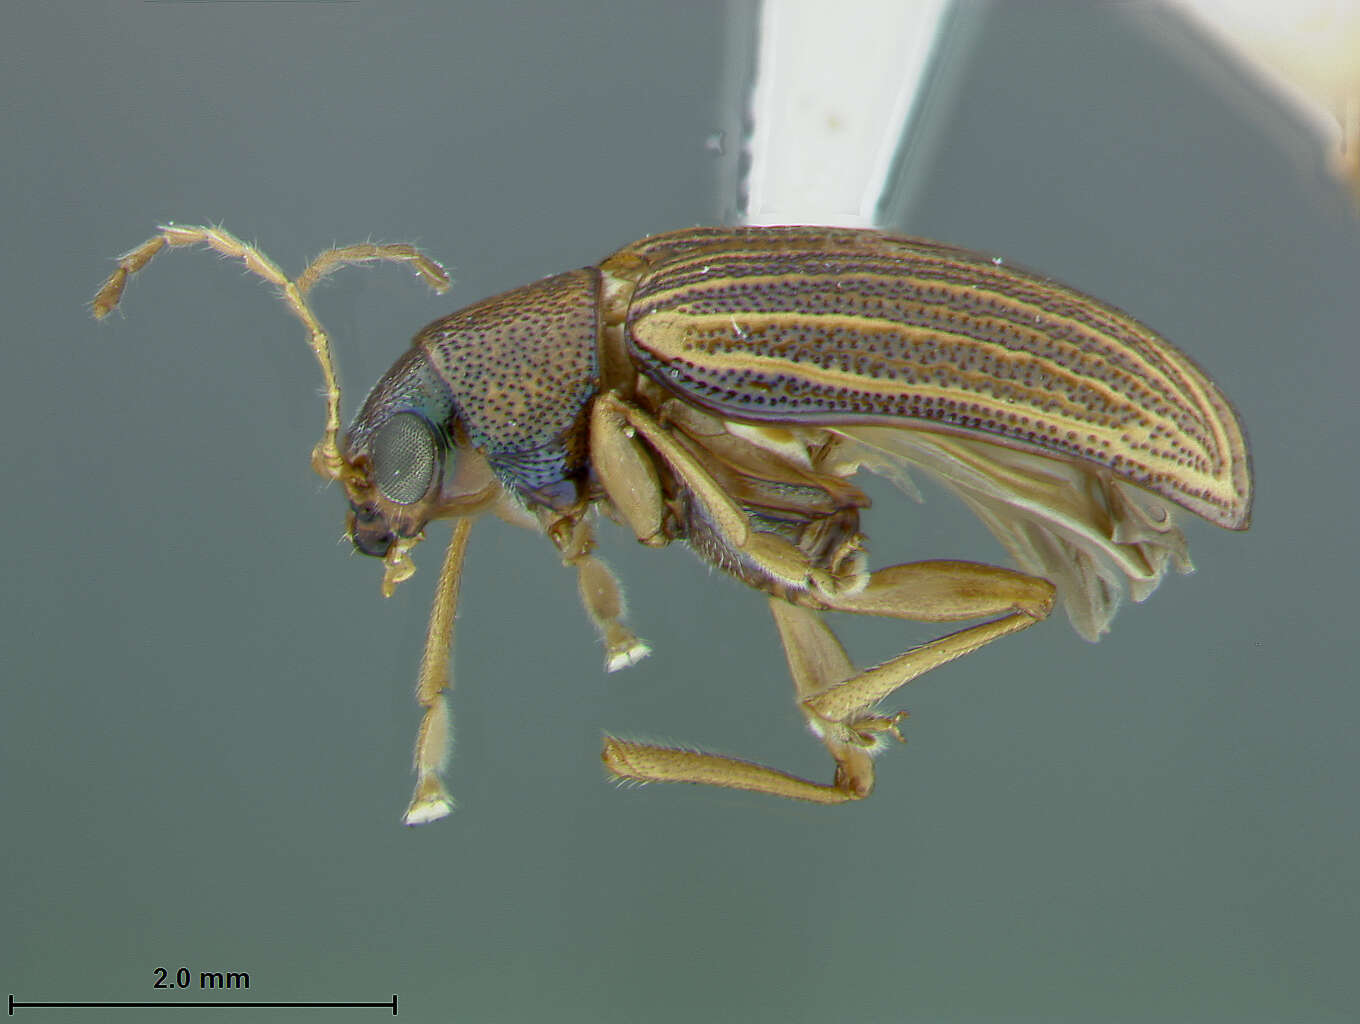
[9, 995, 398, 1015]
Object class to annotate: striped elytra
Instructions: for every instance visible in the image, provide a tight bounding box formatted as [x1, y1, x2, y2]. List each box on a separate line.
[612, 227, 1251, 531]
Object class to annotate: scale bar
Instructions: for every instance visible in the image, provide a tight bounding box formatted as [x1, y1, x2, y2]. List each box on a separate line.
[9, 995, 398, 1014]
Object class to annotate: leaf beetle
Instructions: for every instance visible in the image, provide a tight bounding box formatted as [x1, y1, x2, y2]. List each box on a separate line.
[94, 223, 1251, 823]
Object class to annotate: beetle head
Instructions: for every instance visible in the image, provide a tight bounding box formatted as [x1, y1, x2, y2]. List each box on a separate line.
[337, 347, 501, 559]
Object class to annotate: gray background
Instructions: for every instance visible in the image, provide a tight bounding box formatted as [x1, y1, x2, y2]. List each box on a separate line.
[3, 3, 1357, 1022]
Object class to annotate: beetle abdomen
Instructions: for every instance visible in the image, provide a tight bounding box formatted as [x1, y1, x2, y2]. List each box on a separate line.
[620, 228, 1250, 530]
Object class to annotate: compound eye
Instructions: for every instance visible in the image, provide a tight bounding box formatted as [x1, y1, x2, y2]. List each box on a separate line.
[370, 412, 437, 505]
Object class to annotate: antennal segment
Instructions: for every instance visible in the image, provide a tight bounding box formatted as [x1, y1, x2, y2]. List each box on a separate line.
[92, 223, 451, 482]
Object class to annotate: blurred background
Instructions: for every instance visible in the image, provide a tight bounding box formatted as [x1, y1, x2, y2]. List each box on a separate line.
[2, 3, 1357, 1021]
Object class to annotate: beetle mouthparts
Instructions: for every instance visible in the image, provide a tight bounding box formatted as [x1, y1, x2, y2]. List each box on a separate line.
[348, 504, 396, 558]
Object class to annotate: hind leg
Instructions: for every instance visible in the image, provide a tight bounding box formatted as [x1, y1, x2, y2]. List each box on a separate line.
[603, 563, 1053, 802]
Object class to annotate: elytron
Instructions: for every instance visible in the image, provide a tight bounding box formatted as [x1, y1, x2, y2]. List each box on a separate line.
[94, 224, 1251, 823]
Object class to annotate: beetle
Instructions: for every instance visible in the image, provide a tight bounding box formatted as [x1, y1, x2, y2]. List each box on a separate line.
[93, 223, 1252, 823]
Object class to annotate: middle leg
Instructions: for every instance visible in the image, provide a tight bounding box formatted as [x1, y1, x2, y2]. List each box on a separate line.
[590, 390, 1055, 801]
